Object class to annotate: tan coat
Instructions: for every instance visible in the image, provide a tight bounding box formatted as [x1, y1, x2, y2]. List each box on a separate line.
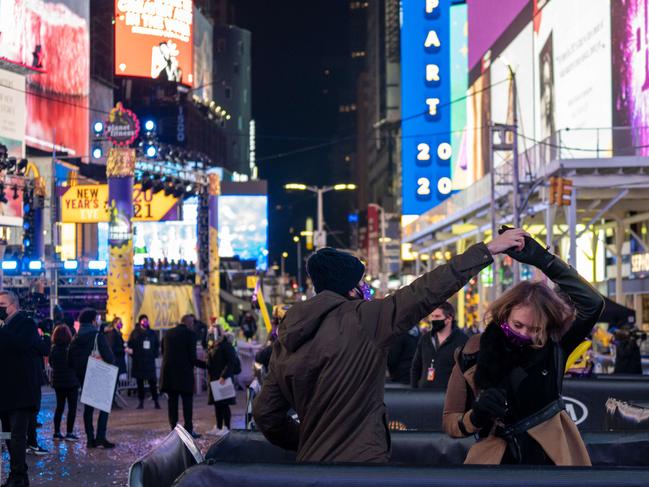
[443, 334, 591, 466]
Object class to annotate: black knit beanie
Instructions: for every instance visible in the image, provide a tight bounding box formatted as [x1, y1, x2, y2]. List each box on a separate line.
[307, 247, 365, 296]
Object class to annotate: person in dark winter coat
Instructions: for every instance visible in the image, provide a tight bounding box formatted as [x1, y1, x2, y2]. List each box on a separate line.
[0, 291, 41, 487]
[128, 315, 160, 409]
[240, 312, 258, 341]
[411, 302, 468, 390]
[50, 325, 80, 441]
[253, 229, 526, 463]
[387, 325, 421, 384]
[104, 317, 127, 375]
[26, 319, 52, 456]
[160, 314, 203, 438]
[206, 325, 239, 435]
[443, 231, 605, 466]
[68, 308, 116, 449]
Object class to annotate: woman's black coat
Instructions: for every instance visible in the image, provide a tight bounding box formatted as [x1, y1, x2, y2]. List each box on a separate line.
[105, 328, 127, 375]
[128, 326, 159, 379]
[207, 339, 238, 405]
[50, 343, 79, 389]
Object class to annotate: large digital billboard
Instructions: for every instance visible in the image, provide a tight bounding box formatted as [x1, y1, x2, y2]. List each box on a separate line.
[465, 0, 612, 182]
[193, 5, 213, 101]
[401, 0, 453, 216]
[0, 0, 90, 157]
[612, 0, 649, 155]
[0, 69, 26, 158]
[115, 0, 194, 86]
[218, 195, 268, 270]
[449, 3, 470, 190]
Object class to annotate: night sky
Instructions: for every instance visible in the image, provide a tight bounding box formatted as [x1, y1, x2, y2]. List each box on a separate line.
[233, 0, 356, 275]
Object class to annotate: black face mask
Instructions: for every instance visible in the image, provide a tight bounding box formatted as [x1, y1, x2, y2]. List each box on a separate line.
[0, 306, 8, 321]
[430, 319, 446, 332]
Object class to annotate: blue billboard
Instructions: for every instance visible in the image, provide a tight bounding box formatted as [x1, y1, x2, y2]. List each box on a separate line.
[401, 0, 453, 216]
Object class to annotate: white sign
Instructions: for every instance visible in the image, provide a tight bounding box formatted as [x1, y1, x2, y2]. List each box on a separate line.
[80, 357, 119, 413]
[0, 69, 25, 156]
[210, 378, 236, 402]
[314, 230, 327, 249]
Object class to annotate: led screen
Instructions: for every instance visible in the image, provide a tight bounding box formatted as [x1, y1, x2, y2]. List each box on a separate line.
[0, 69, 26, 158]
[132, 198, 198, 264]
[193, 5, 213, 101]
[0, 0, 90, 157]
[612, 0, 649, 155]
[449, 3, 470, 190]
[400, 0, 453, 216]
[218, 195, 268, 270]
[115, 0, 194, 86]
[465, 0, 612, 183]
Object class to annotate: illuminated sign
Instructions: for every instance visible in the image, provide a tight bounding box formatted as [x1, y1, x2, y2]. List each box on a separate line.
[401, 0, 452, 215]
[60, 184, 178, 223]
[631, 252, 649, 276]
[105, 103, 140, 146]
[114, 0, 194, 86]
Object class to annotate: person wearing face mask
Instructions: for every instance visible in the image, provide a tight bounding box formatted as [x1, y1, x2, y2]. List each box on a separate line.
[0, 291, 41, 487]
[410, 302, 467, 390]
[443, 230, 605, 465]
[104, 317, 127, 378]
[128, 314, 160, 410]
[68, 308, 115, 449]
[253, 229, 527, 464]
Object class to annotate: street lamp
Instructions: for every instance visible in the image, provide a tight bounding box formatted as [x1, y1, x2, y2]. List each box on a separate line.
[284, 183, 356, 248]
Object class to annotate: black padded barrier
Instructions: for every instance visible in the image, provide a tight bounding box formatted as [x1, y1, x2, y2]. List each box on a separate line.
[384, 375, 649, 432]
[206, 430, 649, 468]
[173, 462, 649, 487]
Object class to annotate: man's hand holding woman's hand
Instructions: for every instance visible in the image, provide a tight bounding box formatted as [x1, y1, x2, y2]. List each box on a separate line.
[486, 227, 529, 255]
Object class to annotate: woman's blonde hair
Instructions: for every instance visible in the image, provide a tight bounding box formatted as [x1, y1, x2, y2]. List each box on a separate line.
[484, 280, 574, 347]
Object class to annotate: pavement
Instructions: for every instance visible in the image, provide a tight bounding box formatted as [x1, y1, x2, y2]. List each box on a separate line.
[1, 387, 247, 486]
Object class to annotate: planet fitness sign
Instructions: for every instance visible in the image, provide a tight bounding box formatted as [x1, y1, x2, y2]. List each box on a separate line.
[401, 0, 453, 215]
[105, 102, 141, 146]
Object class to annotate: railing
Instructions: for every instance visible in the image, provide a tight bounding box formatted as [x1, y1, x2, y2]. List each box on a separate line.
[403, 126, 649, 242]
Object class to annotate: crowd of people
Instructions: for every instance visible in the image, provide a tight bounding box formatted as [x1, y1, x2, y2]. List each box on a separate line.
[0, 301, 246, 487]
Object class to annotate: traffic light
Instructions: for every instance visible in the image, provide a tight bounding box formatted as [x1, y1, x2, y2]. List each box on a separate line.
[557, 177, 573, 207]
[548, 177, 573, 207]
[548, 177, 557, 206]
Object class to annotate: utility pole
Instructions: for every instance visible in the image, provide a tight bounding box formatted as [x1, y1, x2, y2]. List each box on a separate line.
[510, 68, 521, 285]
[316, 188, 324, 248]
[50, 129, 58, 319]
[294, 236, 302, 291]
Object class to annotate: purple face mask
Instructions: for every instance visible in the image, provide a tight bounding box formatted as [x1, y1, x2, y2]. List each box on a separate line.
[499, 322, 533, 347]
[355, 282, 373, 301]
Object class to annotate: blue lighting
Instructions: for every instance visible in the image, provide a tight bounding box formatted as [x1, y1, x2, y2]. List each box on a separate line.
[28, 260, 43, 271]
[1, 261, 18, 271]
[144, 120, 156, 131]
[401, 0, 453, 215]
[93, 121, 104, 134]
[145, 145, 157, 158]
[63, 260, 79, 270]
[348, 213, 359, 223]
[88, 260, 107, 271]
[92, 146, 103, 159]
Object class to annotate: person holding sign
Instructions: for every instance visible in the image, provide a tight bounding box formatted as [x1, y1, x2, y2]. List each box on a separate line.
[206, 325, 240, 436]
[128, 315, 160, 410]
[68, 308, 116, 449]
